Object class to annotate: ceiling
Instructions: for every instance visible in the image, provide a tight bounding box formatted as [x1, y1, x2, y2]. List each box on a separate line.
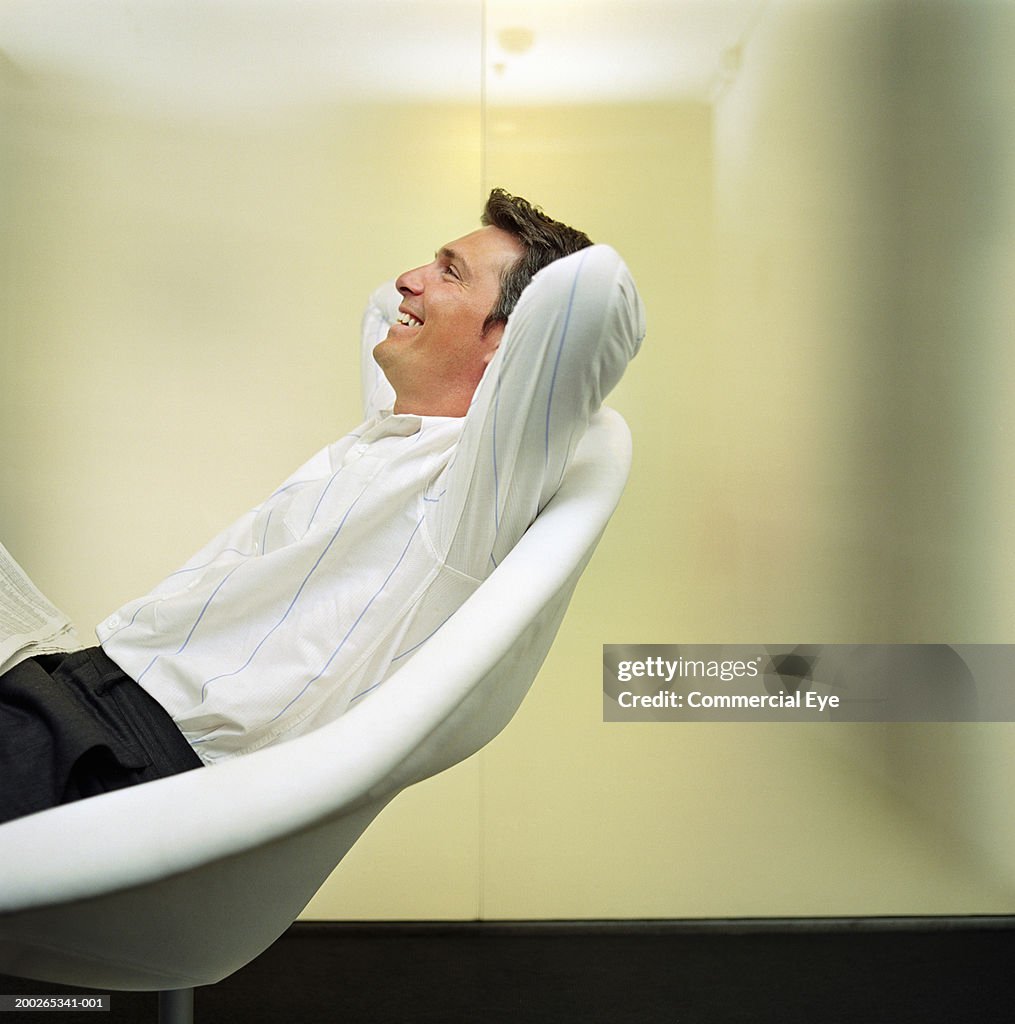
[0, 0, 762, 115]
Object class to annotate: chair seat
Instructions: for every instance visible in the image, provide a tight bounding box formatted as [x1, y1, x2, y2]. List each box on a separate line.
[0, 407, 632, 993]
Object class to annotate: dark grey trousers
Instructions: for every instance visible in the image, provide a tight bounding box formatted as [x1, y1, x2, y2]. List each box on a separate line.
[0, 646, 202, 825]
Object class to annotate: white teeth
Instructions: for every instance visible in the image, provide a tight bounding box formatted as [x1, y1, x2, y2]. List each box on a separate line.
[396, 312, 422, 328]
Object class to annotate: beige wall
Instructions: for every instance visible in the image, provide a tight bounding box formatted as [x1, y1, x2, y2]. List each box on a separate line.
[3, 1, 1014, 920]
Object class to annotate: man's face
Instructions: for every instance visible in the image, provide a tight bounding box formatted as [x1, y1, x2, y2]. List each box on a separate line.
[373, 225, 523, 417]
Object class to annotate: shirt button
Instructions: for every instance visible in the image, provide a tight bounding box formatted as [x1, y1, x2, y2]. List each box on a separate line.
[106, 615, 121, 629]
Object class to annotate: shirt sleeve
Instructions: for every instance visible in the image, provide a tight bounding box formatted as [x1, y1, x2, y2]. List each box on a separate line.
[360, 282, 399, 419]
[433, 243, 645, 579]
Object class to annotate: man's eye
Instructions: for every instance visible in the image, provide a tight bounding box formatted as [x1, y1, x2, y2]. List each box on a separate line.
[443, 265, 460, 280]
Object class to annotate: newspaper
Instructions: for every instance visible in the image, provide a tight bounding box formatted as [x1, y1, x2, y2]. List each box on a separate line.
[0, 540, 80, 675]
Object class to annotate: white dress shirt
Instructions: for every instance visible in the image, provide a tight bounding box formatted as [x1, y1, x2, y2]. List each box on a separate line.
[97, 245, 644, 764]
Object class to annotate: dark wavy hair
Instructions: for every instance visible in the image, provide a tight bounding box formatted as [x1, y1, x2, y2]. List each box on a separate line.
[480, 188, 592, 333]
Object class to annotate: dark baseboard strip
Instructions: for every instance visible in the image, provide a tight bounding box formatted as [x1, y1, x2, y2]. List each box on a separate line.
[3, 916, 1014, 1023]
[292, 913, 1015, 935]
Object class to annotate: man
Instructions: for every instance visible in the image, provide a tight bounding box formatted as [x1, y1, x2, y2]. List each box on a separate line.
[0, 189, 644, 824]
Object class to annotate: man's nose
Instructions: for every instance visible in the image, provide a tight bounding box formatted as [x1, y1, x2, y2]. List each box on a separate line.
[396, 265, 426, 296]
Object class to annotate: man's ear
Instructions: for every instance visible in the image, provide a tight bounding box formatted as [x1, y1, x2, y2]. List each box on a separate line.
[481, 321, 506, 365]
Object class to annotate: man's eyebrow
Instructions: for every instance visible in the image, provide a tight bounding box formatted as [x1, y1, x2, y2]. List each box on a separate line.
[436, 246, 471, 280]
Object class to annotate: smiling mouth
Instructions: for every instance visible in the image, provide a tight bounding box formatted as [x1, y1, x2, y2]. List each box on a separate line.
[396, 311, 423, 328]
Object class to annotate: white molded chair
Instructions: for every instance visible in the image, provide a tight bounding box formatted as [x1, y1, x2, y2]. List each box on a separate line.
[0, 408, 632, 1022]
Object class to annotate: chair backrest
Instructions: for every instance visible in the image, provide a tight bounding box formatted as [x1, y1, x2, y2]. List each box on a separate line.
[0, 407, 632, 992]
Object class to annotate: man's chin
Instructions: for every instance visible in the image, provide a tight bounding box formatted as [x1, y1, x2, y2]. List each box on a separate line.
[372, 334, 407, 374]
[372, 337, 392, 366]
